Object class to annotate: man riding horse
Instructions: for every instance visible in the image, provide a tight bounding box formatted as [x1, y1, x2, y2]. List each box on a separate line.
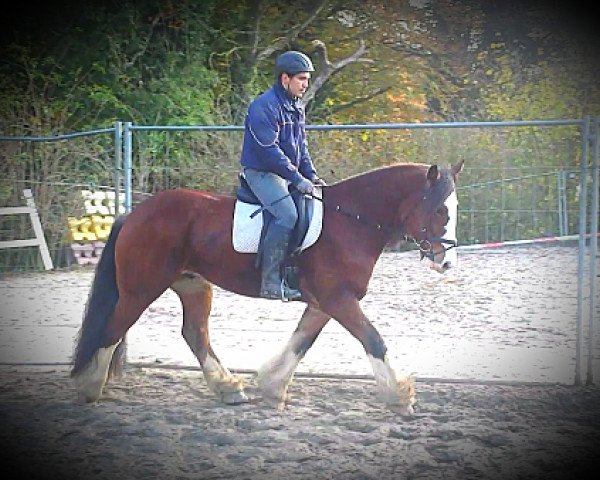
[239, 50, 326, 301]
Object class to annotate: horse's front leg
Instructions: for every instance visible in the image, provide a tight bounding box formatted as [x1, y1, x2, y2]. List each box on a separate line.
[171, 273, 248, 405]
[256, 304, 330, 409]
[321, 293, 415, 415]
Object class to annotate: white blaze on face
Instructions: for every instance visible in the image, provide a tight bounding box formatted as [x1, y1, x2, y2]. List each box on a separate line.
[441, 190, 459, 268]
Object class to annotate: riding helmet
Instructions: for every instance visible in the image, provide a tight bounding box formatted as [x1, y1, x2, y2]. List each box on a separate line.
[275, 51, 315, 76]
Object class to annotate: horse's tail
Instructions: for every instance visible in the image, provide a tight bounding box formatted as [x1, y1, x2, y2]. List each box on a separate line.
[71, 215, 127, 379]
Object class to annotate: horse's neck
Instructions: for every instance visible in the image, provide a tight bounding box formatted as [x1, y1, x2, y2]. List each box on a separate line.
[330, 165, 424, 221]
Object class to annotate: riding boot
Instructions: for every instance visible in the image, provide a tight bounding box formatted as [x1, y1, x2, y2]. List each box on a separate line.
[260, 224, 302, 301]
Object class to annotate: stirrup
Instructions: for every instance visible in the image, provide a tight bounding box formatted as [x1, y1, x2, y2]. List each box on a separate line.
[260, 281, 302, 302]
[279, 278, 302, 302]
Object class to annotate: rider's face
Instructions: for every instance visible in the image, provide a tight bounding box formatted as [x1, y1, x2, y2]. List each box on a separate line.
[282, 72, 311, 98]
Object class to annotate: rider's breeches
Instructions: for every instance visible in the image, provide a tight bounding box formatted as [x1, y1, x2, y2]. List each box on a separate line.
[243, 168, 298, 230]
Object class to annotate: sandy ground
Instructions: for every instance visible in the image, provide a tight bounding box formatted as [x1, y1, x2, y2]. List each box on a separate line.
[1, 244, 600, 479]
[1, 366, 600, 479]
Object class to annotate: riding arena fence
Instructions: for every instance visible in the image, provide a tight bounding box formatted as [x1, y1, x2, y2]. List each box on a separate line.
[1, 116, 598, 385]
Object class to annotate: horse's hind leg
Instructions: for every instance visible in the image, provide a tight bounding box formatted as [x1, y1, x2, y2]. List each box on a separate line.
[256, 304, 330, 409]
[73, 294, 153, 403]
[170, 272, 248, 405]
[72, 341, 122, 403]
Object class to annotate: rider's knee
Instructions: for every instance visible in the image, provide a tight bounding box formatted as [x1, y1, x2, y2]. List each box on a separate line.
[275, 204, 298, 230]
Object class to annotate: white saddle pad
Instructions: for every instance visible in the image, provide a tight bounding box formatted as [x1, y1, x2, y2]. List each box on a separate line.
[232, 190, 323, 254]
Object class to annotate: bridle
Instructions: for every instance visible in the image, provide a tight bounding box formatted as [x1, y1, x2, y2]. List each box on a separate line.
[304, 189, 458, 262]
[413, 234, 458, 262]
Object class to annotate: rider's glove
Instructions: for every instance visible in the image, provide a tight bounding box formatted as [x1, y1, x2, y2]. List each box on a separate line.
[295, 177, 314, 194]
[311, 176, 327, 186]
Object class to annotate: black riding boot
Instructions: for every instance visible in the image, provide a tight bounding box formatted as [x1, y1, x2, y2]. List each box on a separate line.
[260, 224, 302, 301]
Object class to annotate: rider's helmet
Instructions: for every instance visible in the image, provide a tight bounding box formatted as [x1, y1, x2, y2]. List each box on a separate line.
[275, 51, 315, 77]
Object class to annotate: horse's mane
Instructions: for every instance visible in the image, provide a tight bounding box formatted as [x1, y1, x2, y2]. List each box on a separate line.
[332, 162, 423, 186]
[331, 162, 455, 211]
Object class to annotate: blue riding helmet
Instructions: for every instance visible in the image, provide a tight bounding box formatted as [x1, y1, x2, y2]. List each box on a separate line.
[275, 51, 315, 77]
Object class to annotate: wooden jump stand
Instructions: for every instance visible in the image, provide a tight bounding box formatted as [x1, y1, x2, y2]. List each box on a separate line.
[0, 189, 53, 270]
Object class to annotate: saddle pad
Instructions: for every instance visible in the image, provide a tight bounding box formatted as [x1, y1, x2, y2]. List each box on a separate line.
[232, 191, 323, 254]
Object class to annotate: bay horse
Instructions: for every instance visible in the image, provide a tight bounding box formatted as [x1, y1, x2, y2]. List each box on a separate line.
[71, 160, 464, 414]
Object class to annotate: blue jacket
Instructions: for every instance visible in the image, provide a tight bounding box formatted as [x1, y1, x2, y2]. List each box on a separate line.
[240, 82, 317, 185]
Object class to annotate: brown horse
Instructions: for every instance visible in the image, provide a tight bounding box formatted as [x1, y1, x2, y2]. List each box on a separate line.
[71, 161, 464, 414]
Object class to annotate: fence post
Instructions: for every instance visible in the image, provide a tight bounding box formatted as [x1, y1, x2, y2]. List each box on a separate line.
[587, 116, 599, 385]
[562, 171, 569, 235]
[114, 121, 123, 216]
[557, 171, 567, 236]
[575, 115, 590, 385]
[123, 121, 133, 213]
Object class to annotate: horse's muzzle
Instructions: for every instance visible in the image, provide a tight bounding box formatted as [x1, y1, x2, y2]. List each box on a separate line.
[417, 237, 457, 273]
[428, 259, 453, 273]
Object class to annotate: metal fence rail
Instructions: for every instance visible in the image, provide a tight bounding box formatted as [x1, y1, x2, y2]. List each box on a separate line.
[1, 117, 598, 385]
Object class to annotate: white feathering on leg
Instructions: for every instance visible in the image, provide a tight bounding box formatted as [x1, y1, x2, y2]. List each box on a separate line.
[368, 354, 415, 414]
[73, 343, 119, 403]
[256, 336, 303, 408]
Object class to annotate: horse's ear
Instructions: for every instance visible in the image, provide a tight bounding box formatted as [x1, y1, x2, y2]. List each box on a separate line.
[427, 165, 439, 183]
[451, 160, 464, 177]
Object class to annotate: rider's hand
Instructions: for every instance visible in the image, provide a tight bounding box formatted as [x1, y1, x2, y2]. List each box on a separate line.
[312, 177, 327, 186]
[295, 177, 314, 194]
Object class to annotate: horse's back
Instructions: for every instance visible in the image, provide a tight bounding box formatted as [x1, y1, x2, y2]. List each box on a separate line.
[115, 189, 234, 270]
[139, 188, 232, 208]
[126, 189, 233, 227]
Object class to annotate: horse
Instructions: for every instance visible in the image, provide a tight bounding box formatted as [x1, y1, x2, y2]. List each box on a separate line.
[71, 160, 464, 414]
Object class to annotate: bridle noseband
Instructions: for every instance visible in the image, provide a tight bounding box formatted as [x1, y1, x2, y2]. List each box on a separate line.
[413, 235, 458, 262]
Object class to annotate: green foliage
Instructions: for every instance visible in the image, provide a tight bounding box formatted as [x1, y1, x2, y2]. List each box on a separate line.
[0, 0, 597, 270]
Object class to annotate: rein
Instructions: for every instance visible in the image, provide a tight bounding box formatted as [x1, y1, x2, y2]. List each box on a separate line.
[249, 189, 393, 232]
[306, 191, 393, 234]
[330, 202, 394, 234]
[307, 189, 457, 261]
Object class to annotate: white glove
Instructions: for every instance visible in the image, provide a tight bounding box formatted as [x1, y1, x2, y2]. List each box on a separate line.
[295, 178, 314, 194]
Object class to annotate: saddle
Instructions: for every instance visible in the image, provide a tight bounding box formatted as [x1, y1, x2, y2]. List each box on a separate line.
[233, 173, 322, 255]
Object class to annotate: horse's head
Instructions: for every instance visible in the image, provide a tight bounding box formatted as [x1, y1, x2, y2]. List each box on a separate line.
[402, 160, 464, 273]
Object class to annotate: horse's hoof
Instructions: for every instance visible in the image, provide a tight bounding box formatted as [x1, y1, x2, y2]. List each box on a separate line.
[264, 398, 286, 411]
[398, 404, 414, 416]
[388, 403, 414, 416]
[73, 376, 104, 403]
[75, 385, 103, 403]
[221, 390, 249, 405]
[259, 392, 287, 411]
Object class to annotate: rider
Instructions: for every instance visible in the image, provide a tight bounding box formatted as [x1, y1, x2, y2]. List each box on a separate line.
[240, 50, 326, 301]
